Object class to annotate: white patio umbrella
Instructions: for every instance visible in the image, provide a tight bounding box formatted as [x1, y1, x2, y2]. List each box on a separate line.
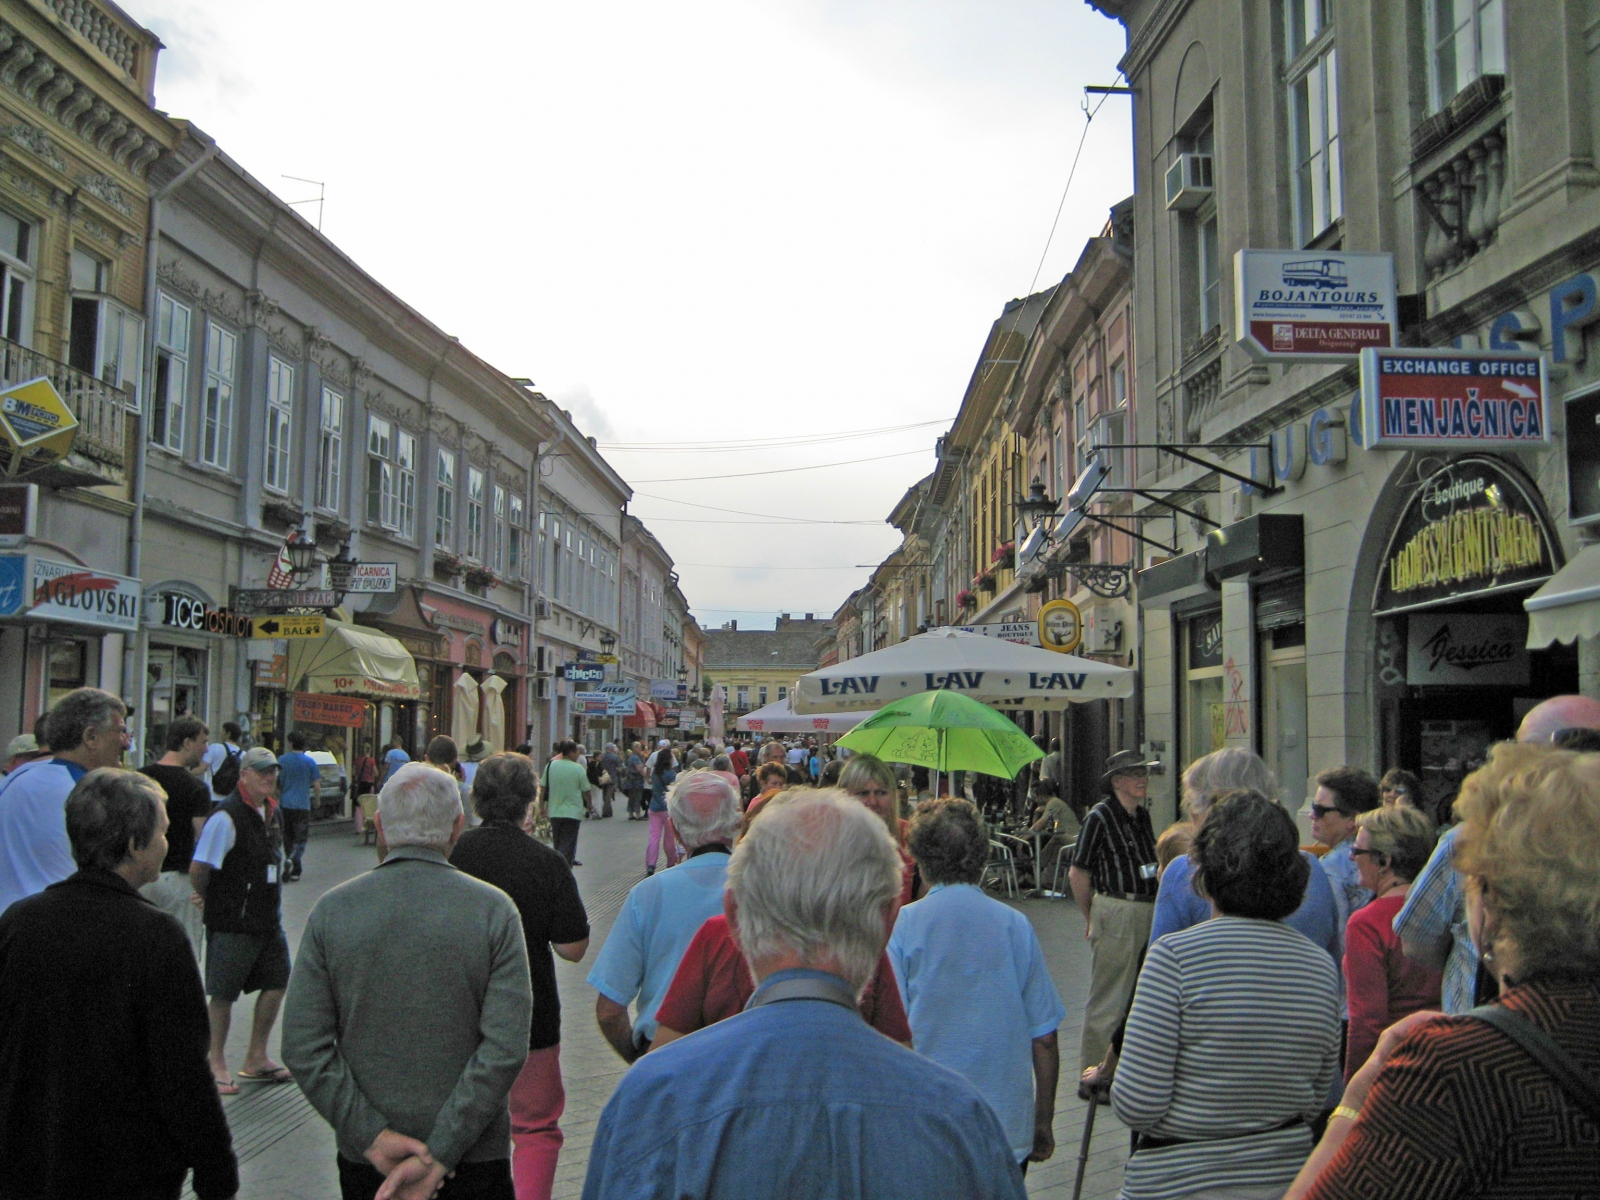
[735, 693, 879, 733]
[792, 627, 1135, 714]
[451, 671, 480, 747]
[481, 674, 507, 754]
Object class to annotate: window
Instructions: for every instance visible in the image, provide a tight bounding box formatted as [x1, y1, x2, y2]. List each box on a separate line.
[367, 416, 396, 528]
[151, 292, 190, 453]
[736, 685, 749, 710]
[0, 210, 34, 345]
[466, 466, 485, 560]
[396, 431, 416, 539]
[263, 356, 294, 493]
[1287, 0, 1342, 246]
[1198, 212, 1221, 332]
[435, 449, 456, 548]
[317, 387, 344, 512]
[778, 686, 788, 700]
[1110, 359, 1127, 408]
[758, 686, 768, 707]
[492, 485, 506, 575]
[68, 248, 143, 408]
[1428, 0, 1504, 112]
[1090, 410, 1129, 489]
[200, 323, 236, 468]
[509, 495, 524, 578]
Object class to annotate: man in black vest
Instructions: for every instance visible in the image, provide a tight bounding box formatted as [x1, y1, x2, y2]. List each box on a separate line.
[190, 746, 292, 1093]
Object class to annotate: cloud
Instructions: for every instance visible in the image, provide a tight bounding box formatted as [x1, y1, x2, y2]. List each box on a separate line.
[546, 383, 619, 443]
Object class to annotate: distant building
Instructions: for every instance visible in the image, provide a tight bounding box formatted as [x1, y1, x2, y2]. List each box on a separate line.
[705, 614, 829, 718]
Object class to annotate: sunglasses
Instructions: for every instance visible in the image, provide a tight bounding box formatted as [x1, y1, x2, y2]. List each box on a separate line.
[1382, 786, 1409, 796]
[1309, 804, 1350, 819]
[1349, 847, 1383, 858]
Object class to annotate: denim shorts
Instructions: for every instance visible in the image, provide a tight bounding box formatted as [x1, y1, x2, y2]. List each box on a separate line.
[205, 928, 291, 1002]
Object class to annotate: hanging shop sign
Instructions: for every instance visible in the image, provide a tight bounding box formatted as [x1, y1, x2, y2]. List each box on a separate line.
[327, 561, 397, 594]
[1188, 609, 1224, 668]
[8, 556, 141, 631]
[255, 654, 288, 689]
[0, 483, 35, 545]
[563, 663, 606, 683]
[947, 621, 1042, 647]
[1234, 250, 1396, 360]
[231, 587, 338, 613]
[151, 592, 253, 637]
[1375, 457, 1558, 615]
[649, 678, 680, 700]
[573, 690, 612, 715]
[1405, 613, 1530, 687]
[1566, 385, 1600, 528]
[489, 617, 523, 647]
[1358, 348, 1548, 450]
[597, 682, 637, 715]
[657, 709, 681, 728]
[250, 613, 325, 639]
[291, 692, 369, 727]
[0, 377, 79, 477]
[1037, 599, 1083, 654]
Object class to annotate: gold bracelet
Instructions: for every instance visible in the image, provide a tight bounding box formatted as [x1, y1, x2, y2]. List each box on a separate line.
[1330, 1105, 1362, 1123]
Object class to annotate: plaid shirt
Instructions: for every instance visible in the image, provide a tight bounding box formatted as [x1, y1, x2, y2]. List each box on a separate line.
[1392, 826, 1478, 1014]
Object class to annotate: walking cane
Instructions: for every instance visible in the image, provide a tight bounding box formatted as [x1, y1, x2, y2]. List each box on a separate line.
[1071, 1078, 1110, 1200]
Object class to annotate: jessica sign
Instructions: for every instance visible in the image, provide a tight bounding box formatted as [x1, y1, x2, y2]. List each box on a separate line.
[1358, 348, 1548, 450]
[1234, 250, 1396, 360]
[1405, 613, 1530, 687]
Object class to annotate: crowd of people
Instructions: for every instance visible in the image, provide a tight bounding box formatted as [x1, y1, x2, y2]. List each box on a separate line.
[0, 688, 1596, 1199]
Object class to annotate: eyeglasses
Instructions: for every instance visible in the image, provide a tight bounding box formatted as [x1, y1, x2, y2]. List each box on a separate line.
[1309, 804, 1349, 819]
[1381, 786, 1409, 796]
[852, 787, 892, 800]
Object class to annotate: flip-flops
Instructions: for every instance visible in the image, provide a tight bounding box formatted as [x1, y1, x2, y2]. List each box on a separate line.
[214, 1078, 240, 1095]
[236, 1066, 293, 1084]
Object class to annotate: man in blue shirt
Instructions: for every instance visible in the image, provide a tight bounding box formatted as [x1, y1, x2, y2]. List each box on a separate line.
[277, 731, 319, 882]
[583, 790, 1025, 1200]
[1310, 766, 1381, 933]
[382, 736, 410, 788]
[587, 773, 739, 1060]
[890, 799, 1066, 1171]
[0, 689, 130, 914]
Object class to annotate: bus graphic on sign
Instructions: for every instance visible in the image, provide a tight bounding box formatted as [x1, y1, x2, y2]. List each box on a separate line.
[1281, 259, 1349, 290]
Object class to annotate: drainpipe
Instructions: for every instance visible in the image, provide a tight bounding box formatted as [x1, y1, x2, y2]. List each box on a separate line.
[533, 412, 566, 759]
[125, 136, 219, 756]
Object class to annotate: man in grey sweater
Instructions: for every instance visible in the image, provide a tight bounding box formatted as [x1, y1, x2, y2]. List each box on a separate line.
[283, 763, 531, 1200]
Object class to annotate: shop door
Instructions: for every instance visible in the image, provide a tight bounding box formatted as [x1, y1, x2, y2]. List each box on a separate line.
[1397, 695, 1515, 823]
[1262, 653, 1309, 811]
[146, 644, 206, 764]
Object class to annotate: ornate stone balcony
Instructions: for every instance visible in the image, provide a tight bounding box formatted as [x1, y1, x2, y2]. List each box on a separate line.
[1412, 77, 1508, 283]
[0, 334, 128, 487]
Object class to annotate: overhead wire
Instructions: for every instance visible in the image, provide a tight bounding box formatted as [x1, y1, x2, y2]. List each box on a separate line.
[629, 447, 927, 484]
[600, 418, 951, 453]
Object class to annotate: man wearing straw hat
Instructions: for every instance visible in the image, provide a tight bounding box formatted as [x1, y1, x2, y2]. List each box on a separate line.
[1067, 749, 1160, 1081]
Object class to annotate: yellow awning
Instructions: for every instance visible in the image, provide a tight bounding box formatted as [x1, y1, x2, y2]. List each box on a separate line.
[1525, 545, 1600, 648]
[285, 618, 420, 700]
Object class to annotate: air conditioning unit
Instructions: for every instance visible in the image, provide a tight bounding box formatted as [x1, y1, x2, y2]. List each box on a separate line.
[1165, 153, 1214, 211]
[535, 596, 552, 619]
[534, 677, 551, 700]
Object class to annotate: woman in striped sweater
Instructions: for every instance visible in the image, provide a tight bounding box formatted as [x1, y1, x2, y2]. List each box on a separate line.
[1112, 790, 1342, 1200]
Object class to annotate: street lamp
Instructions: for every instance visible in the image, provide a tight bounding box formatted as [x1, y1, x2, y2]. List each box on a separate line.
[599, 631, 616, 655]
[285, 531, 319, 584]
[1016, 477, 1060, 534]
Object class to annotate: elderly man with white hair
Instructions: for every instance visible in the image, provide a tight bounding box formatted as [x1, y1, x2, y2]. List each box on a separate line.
[582, 790, 1026, 1200]
[282, 762, 532, 1200]
[587, 771, 741, 1063]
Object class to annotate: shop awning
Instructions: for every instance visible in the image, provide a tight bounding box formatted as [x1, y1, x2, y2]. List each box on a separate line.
[622, 700, 661, 729]
[286, 618, 420, 700]
[1525, 545, 1600, 648]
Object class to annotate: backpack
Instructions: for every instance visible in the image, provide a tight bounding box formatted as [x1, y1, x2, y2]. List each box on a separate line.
[211, 744, 242, 796]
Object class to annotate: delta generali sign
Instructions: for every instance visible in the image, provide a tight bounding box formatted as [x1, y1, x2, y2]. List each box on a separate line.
[1234, 250, 1396, 360]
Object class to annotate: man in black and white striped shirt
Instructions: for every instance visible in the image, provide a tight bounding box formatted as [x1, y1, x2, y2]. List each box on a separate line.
[1069, 749, 1160, 1076]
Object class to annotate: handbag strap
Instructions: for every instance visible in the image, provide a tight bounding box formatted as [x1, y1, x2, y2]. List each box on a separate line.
[1467, 1002, 1600, 1124]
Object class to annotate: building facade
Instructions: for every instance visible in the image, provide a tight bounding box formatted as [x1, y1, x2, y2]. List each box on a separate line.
[1093, 0, 1595, 826]
[705, 614, 829, 719]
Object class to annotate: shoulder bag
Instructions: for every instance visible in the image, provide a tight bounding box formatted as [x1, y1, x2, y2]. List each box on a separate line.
[1467, 1002, 1600, 1124]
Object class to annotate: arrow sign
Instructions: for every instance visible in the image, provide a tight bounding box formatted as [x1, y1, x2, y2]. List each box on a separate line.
[251, 613, 324, 639]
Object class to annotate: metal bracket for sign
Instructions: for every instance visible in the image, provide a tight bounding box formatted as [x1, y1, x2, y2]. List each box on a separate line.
[1066, 562, 1135, 599]
[1094, 487, 1224, 528]
[1098, 443, 1282, 495]
[1081, 510, 1179, 556]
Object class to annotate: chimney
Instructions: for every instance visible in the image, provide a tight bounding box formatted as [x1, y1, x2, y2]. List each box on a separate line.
[805, 612, 813, 620]
[781, 612, 790, 620]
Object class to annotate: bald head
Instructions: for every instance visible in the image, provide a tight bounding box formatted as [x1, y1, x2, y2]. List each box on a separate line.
[1516, 694, 1600, 744]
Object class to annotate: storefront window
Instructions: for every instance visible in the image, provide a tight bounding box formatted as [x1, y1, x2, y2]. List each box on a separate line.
[47, 639, 87, 711]
[146, 644, 207, 765]
[1183, 611, 1225, 766]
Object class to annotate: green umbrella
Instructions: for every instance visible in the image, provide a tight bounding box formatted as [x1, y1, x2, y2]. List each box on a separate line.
[836, 690, 1044, 779]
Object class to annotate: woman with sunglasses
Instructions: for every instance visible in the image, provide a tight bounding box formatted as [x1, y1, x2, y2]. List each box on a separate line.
[839, 753, 922, 906]
[1378, 769, 1424, 813]
[1343, 805, 1441, 1079]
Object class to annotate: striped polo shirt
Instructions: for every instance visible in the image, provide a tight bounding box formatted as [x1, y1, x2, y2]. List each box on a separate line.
[1111, 916, 1342, 1200]
[1070, 797, 1158, 897]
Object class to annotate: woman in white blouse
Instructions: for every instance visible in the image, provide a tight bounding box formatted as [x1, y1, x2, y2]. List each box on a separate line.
[1112, 789, 1341, 1200]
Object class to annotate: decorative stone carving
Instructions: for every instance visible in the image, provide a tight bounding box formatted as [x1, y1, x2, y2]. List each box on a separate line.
[55, 85, 93, 130]
[46, 1, 138, 74]
[202, 288, 245, 326]
[17, 55, 55, 102]
[0, 40, 36, 89]
[0, 24, 14, 58]
[5, 168, 39, 199]
[2, 123, 66, 173]
[36, 70, 75, 117]
[109, 127, 142, 167]
[76, 100, 110, 143]
[316, 351, 349, 386]
[78, 171, 132, 216]
[75, 212, 111, 244]
[126, 138, 160, 177]
[245, 289, 279, 328]
[93, 114, 125, 155]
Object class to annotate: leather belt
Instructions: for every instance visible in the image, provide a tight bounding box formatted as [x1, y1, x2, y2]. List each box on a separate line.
[1097, 890, 1155, 903]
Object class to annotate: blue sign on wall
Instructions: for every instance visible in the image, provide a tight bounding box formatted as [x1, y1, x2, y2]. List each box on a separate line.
[0, 554, 24, 618]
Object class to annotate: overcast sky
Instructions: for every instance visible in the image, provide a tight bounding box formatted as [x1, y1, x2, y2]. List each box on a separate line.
[125, 0, 1131, 631]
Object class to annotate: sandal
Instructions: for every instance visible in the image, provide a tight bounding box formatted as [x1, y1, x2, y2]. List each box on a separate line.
[214, 1078, 240, 1096]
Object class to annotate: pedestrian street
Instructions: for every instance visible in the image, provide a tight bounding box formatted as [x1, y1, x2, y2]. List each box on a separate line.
[200, 815, 1128, 1200]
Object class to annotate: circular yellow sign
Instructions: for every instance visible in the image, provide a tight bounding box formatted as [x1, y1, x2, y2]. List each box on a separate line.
[1038, 598, 1082, 654]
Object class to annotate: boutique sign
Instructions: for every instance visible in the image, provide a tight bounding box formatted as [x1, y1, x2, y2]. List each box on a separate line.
[1358, 348, 1548, 450]
[1375, 458, 1557, 615]
[1234, 250, 1396, 360]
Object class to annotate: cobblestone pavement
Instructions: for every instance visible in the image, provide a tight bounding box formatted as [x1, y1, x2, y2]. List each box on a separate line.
[199, 815, 1128, 1199]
